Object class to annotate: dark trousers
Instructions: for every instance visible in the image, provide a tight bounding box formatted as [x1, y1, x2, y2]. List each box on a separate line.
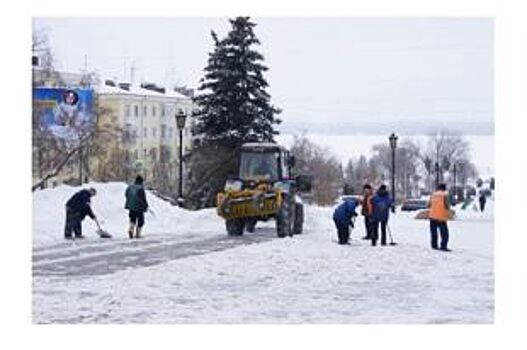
[372, 220, 387, 246]
[64, 207, 83, 238]
[334, 220, 350, 244]
[479, 199, 486, 212]
[364, 216, 373, 239]
[430, 219, 449, 249]
[129, 210, 145, 227]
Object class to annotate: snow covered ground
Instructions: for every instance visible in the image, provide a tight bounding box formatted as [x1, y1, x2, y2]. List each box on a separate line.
[32, 183, 493, 324]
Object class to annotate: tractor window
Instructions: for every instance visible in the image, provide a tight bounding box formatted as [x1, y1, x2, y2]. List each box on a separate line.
[281, 152, 290, 179]
[239, 152, 279, 181]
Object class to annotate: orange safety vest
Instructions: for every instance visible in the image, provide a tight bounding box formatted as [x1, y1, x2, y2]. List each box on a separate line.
[362, 194, 373, 216]
[429, 191, 449, 221]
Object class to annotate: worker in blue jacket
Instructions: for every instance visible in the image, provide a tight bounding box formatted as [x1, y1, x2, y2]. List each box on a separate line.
[333, 197, 358, 245]
[371, 184, 394, 246]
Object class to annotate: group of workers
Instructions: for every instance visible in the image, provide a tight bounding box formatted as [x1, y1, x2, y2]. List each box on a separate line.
[333, 183, 451, 251]
[63, 174, 451, 252]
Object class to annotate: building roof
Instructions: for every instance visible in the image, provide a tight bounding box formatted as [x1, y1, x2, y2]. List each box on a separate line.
[97, 83, 191, 100]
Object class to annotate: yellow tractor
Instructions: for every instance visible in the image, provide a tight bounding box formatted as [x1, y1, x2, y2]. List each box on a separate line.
[217, 143, 312, 237]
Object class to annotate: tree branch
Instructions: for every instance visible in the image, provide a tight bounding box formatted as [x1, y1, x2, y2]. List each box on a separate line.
[32, 135, 91, 191]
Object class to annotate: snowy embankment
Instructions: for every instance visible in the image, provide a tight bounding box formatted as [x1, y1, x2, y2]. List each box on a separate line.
[32, 182, 222, 246]
[33, 183, 493, 324]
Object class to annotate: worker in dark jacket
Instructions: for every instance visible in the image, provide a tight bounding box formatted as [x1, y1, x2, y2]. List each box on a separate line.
[64, 187, 98, 239]
[361, 184, 374, 240]
[333, 197, 358, 245]
[125, 175, 149, 239]
[371, 184, 394, 246]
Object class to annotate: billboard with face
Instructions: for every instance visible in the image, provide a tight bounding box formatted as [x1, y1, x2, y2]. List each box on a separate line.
[33, 88, 94, 140]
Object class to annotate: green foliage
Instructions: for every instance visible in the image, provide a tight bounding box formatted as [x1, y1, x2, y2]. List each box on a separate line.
[193, 17, 281, 148]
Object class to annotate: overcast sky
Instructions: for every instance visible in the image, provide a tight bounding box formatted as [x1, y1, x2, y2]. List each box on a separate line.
[33, 17, 493, 130]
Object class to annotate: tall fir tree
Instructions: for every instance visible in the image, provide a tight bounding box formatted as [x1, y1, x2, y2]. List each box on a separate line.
[193, 17, 281, 147]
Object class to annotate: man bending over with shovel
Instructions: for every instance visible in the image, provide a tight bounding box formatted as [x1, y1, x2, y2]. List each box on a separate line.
[333, 197, 358, 245]
[64, 187, 99, 239]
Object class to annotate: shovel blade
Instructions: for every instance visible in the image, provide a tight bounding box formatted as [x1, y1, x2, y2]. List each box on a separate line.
[97, 229, 112, 238]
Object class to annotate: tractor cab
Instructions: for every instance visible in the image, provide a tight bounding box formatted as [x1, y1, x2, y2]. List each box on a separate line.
[238, 143, 292, 183]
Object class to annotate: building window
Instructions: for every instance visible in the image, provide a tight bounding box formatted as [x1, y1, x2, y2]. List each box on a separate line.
[152, 127, 156, 137]
[123, 123, 133, 143]
[161, 124, 167, 139]
[134, 105, 139, 117]
[161, 104, 165, 117]
[124, 105, 130, 117]
[169, 127, 173, 139]
[133, 150, 138, 160]
[150, 148, 157, 161]
[152, 106, 156, 117]
[143, 105, 147, 117]
[144, 148, 148, 158]
[143, 127, 147, 138]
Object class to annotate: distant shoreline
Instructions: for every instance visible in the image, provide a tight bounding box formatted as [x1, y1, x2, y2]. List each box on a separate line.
[276, 133, 495, 177]
[278, 121, 494, 136]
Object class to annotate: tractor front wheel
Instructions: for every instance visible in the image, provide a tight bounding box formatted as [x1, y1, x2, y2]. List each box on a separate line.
[276, 198, 293, 238]
[226, 218, 245, 236]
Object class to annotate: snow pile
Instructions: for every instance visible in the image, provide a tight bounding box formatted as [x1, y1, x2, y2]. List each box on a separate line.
[32, 182, 222, 246]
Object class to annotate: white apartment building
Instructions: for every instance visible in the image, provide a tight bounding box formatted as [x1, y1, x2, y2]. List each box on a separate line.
[97, 81, 195, 184]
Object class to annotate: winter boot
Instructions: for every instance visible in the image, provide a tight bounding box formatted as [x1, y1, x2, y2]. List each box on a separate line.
[128, 223, 135, 239]
[135, 226, 142, 239]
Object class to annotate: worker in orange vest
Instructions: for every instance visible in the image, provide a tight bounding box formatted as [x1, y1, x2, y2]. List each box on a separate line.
[428, 183, 451, 251]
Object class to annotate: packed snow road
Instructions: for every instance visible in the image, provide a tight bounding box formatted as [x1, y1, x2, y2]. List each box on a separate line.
[32, 229, 276, 277]
[32, 183, 494, 324]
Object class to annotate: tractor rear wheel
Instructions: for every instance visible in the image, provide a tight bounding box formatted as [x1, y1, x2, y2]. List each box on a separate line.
[292, 203, 304, 235]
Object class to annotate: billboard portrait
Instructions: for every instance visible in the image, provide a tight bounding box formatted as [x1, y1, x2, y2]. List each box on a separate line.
[33, 88, 94, 140]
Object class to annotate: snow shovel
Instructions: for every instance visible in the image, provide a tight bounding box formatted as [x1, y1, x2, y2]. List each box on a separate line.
[387, 224, 398, 246]
[94, 218, 112, 239]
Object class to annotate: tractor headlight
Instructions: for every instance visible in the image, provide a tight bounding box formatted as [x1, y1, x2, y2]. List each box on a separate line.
[224, 179, 243, 192]
[273, 181, 290, 192]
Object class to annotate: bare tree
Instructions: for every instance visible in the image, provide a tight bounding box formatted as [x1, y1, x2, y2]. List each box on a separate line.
[370, 139, 421, 200]
[291, 134, 343, 206]
[32, 25, 66, 87]
[423, 130, 478, 190]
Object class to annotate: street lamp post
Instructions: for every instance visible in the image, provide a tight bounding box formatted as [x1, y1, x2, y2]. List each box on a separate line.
[453, 163, 457, 204]
[435, 162, 440, 189]
[175, 109, 187, 207]
[389, 133, 398, 213]
[458, 162, 464, 201]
